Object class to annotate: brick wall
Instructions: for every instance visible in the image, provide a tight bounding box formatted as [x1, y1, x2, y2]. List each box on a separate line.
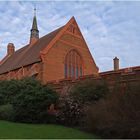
[42, 30, 98, 83]
[47, 66, 140, 95]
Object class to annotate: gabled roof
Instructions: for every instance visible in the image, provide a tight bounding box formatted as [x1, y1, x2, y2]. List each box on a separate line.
[0, 26, 64, 74]
[0, 16, 99, 75]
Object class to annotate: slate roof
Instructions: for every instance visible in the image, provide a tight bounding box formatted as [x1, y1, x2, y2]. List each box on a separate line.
[0, 26, 64, 74]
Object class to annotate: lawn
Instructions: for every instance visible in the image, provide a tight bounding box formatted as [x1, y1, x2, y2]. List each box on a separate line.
[0, 120, 97, 139]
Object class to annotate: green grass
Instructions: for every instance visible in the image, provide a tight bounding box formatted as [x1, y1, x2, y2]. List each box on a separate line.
[0, 120, 97, 139]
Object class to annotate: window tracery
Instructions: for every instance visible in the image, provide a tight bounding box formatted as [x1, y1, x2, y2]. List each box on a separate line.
[64, 49, 83, 79]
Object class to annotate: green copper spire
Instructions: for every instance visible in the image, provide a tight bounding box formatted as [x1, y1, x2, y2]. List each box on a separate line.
[32, 16, 38, 30]
[30, 7, 39, 39]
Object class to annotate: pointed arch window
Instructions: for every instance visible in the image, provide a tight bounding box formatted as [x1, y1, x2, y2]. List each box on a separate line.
[64, 49, 83, 79]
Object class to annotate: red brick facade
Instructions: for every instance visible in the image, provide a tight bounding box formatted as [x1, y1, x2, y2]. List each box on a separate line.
[0, 15, 139, 89]
[0, 17, 98, 83]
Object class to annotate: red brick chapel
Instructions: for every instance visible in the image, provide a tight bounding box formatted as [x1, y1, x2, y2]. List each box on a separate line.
[0, 11, 99, 83]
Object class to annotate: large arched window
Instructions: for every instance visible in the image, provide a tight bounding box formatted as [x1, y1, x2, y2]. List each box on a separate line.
[64, 49, 83, 79]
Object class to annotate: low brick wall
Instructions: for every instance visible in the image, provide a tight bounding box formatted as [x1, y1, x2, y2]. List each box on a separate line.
[47, 66, 140, 95]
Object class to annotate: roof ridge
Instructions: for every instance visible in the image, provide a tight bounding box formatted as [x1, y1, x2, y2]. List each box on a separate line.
[0, 45, 28, 66]
[0, 25, 64, 74]
[14, 44, 28, 54]
[39, 26, 65, 41]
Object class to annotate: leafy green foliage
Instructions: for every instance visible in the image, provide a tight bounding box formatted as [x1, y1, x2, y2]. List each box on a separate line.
[0, 78, 59, 123]
[0, 104, 14, 121]
[70, 79, 109, 104]
[0, 80, 20, 104]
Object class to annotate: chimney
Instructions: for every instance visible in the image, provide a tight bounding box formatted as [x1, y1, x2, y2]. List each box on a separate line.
[113, 57, 119, 71]
[7, 43, 15, 56]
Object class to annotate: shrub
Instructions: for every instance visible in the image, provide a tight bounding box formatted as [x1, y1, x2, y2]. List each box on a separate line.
[0, 94, 5, 105]
[0, 79, 21, 104]
[0, 78, 59, 123]
[11, 78, 59, 123]
[57, 79, 109, 126]
[85, 82, 140, 138]
[0, 104, 14, 121]
[56, 96, 84, 126]
[70, 79, 109, 104]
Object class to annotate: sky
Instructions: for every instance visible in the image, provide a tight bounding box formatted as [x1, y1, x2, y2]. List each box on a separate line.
[0, 1, 140, 72]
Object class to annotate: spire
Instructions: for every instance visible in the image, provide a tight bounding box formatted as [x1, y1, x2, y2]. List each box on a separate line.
[30, 7, 39, 45]
[31, 7, 38, 31]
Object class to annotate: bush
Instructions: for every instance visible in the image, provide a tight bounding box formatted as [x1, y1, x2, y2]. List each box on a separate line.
[0, 94, 5, 105]
[56, 96, 84, 126]
[56, 79, 109, 126]
[0, 78, 59, 123]
[70, 79, 109, 104]
[0, 79, 21, 104]
[85, 82, 140, 138]
[0, 104, 14, 121]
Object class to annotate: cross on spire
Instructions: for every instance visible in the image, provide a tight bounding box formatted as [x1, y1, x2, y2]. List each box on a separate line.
[34, 6, 36, 16]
